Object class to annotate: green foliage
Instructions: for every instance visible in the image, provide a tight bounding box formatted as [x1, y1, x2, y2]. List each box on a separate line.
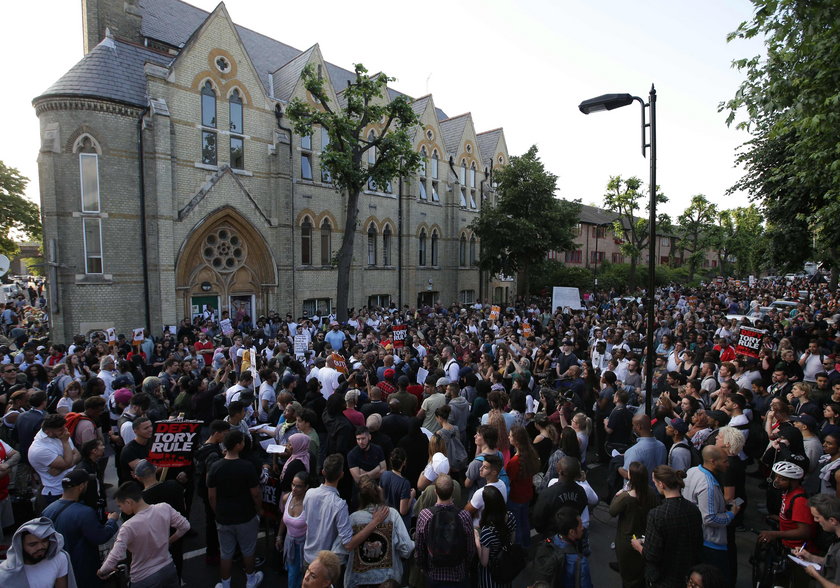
[528, 260, 594, 294]
[602, 175, 669, 289]
[0, 161, 41, 258]
[722, 0, 840, 284]
[286, 63, 421, 320]
[708, 205, 766, 276]
[470, 145, 581, 296]
[675, 194, 717, 281]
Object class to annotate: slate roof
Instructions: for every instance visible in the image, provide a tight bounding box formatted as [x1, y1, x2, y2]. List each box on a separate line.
[476, 128, 502, 166]
[440, 113, 470, 157]
[36, 36, 172, 107]
[272, 45, 316, 102]
[577, 203, 623, 226]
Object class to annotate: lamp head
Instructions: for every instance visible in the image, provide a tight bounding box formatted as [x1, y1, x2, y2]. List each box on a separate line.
[578, 93, 634, 114]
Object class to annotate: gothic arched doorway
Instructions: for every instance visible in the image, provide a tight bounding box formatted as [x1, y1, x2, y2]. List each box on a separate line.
[175, 207, 277, 326]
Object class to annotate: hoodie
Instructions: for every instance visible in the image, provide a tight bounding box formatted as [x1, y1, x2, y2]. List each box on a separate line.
[0, 516, 77, 588]
[447, 395, 470, 434]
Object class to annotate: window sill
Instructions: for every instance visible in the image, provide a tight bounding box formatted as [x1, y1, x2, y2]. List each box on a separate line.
[232, 168, 252, 177]
[72, 211, 109, 218]
[195, 162, 218, 171]
[75, 274, 114, 285]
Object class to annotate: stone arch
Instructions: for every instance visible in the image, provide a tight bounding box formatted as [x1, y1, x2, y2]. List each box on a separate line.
[175, 206, 277, 321]
[67, 127, 104, 154]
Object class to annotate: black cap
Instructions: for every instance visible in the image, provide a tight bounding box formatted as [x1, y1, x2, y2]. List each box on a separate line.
[61, 469, 91, 488]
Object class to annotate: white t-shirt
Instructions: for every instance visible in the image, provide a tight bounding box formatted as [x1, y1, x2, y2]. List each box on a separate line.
[24, 552, 69, 586]
[258, 381, 277, 422]
[469, 480, 508, 527]
[120, 420, 136, 445]
[56, 397, 74, 414]
[28, 431, 76, 496]
[317, 367, 341, 399]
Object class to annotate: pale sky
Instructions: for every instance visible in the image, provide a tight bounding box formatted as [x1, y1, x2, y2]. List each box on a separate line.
[3, 0, 763, 218]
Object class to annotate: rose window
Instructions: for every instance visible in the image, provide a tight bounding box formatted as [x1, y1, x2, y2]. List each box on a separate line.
[202, 228, 246, 272]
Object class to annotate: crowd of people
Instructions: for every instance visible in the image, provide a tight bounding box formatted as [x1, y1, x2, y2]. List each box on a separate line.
[0, 274, 839, 587]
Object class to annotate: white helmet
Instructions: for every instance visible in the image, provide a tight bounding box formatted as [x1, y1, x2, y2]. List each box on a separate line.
[772, 461, 804, 480]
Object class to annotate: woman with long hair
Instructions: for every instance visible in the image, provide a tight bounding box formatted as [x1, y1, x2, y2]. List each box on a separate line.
[475, 485, 516, 588]
[65, 353, 91, 383]
[630, 465, 703, 588]
[417, 433, 449, 491]
[380, 447, 414, 530]
[482, 390, 513, 461]
[571, 413, 592, 464]
[276, 471, 308, 588]
[609, 462, 661, 587]
[507, 425, 540, 546]
[56, 380, 82, 415]
[25, 363, 49, 391]
[822, 403, 840, 432]
[540, 427, 581, 490]
[532, 413, 558, 467]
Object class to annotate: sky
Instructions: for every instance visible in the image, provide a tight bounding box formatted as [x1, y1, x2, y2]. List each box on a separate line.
[2, 0, 765, 219]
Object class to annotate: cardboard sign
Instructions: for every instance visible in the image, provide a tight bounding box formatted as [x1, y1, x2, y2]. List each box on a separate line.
[489, 305, 500, 321]
[294, 334, 308, 357]
[392, 325, 407, 348]
[552, 287, 583, 311]
[220, 318, 234, 336]
[147, 420, 202, 468]
[332, 352, 347, 374]
[105, 328, 116, 343]
[521, 322, 532, 338]
[735, 326, 767, 359]
[132, 328, 144, 343]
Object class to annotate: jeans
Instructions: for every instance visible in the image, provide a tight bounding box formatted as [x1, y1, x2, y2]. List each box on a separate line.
[508, 500, 531, 547]
[130, 561, 179, 588]
[702, 546, 730, 583]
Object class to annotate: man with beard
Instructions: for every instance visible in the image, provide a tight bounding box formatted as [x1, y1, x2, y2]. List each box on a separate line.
[0, 516, 76, 587]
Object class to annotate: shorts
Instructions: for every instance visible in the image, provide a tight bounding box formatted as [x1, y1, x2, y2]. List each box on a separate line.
[216, 515, 259, 560]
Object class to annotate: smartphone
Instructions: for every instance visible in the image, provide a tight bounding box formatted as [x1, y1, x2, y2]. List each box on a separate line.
[732, 497, 744, 507]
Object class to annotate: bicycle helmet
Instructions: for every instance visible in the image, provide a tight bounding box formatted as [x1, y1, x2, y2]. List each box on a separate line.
[771, 460, 804, 480]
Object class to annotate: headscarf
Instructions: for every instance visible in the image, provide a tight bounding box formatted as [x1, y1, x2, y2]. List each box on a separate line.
[281, 433, 310, 480]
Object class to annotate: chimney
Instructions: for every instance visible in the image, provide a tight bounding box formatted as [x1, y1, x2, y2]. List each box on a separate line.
[82, 0, 142, 54]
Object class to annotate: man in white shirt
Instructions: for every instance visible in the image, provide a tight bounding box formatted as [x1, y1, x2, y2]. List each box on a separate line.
[801, 340, 826, 383]
[441, 346, 460, 384]
[316, 356, 342, 399]
[28, 414, 79, 512]
[97, 356, 116, 399]
[464, 454, 507, 526]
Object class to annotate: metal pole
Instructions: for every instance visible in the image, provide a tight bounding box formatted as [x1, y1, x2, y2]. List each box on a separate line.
[644, 85, 657, 417]
[594, 226, 600, 287]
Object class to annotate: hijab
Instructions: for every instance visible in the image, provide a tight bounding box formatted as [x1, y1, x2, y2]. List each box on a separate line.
[281, 432, 311, 480]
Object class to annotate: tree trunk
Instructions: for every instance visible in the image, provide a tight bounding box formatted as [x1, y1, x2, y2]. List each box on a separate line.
[335, 188, 361, 322]
[688, 256, 696, 282]
[517, 268, 530, 297]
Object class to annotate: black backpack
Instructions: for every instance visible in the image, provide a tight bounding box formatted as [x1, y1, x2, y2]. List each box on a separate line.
[426, 505, 468, 568]
[45, 376, 66, 414]
[211, 391, 228, 421]
[673, 441, 702, 469]
[531, 539, 581, 587]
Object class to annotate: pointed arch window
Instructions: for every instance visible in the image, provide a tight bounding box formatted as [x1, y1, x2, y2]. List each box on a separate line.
[431, 150, 439, 179]
[459, 235, 467, 266]
[383, 225, 392, 266]
[419, 147, 427, 176]
[431, 230, 439, 266]
[469, 235, 477, 265]
[201, 81, 217, 165]
[229, 90, 244, 169]
[229, 89, 243, 133]
[367, 223, 378, 266]
[418, 230, 427, 266]
[320, 219, 332, 266]
[459, 159, 466, 185]
[469, 162, 476, 188]
[367, 131, 377, 190]
[301, 217, 313, 265]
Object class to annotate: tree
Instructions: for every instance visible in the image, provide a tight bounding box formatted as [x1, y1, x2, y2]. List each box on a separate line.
[675, 195, 717, 281]
[287, 64, 421, 321]
[470, 145, 581, 297]
[722, 0, 840, 287]
[602, 175, 668, 289]
[0, 161, 41, 259]
[708, 205, 766, 277]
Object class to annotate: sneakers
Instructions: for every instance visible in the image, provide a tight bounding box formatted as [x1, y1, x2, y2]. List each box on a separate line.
[246, 571, 264, 588]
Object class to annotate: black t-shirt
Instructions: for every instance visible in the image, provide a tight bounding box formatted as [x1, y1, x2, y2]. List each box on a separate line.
[279, 458, 307, 494]
[532, 480, 588, 535]
[347, 443, 385, 473]
[119, 440, 149, 477]
[607, 406, 634, 446]
[143, 480, 187, 517]
[207, 457, 259, 525]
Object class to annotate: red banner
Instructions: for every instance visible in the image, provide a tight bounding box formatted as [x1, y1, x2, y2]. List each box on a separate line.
[392, 325, 407, 348]
[147, 420, 202, 468]
[332, 352, 348, 374]
[736, 326, 766, 359]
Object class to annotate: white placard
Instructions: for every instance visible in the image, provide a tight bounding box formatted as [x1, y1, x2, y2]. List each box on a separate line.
[294, 334, 308, 357]
[552, 286, 583, 311]
[220, 318, 234, 336]
[416, 367, 429, 386]
[132, 328, 145, 343]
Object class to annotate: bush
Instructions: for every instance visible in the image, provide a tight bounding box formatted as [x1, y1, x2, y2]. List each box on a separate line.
[529, 260, 593, 294]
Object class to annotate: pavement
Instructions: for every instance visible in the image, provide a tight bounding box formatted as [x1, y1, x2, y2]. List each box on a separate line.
[98, 451, 770, 587]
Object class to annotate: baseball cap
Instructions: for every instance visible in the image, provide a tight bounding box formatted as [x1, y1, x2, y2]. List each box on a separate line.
[665, 417, 689, 435]
[705, 410, 730, 426]
[790, 414, 818, 432]
[383, 368, 395, 380]
[436, 377, 450, 388]
[113, 388, 133, 405]
[61, 469, 91, 488]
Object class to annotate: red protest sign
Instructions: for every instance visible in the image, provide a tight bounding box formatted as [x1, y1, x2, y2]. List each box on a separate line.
[489, 306, 500, 321]
[522, 322, 532, 338]
[332, 352, 348, 374]
[735, 326, 766, 359]
[392, 325, 407, 348]
[147, 420, 202, 468]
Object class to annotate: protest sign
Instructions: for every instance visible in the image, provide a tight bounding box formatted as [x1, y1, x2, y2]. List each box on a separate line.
[332, 352, 348, 374]
[552, 287, 583, 311]
[489, 305, 501, 321]
[736, 326, 766, 359]
[105, 328, 116, 343]
[521, 322, 532, 338]
[416, 367, 429, 387]
[392, 325, 407, 348]
[220, 318, 234, 336]
[132, 328, 144, 344]
[294, 334, 308, 358]
[147, 420, 202, 468]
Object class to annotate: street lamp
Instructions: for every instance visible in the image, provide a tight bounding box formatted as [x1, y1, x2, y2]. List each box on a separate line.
[579, 85, 657, 417]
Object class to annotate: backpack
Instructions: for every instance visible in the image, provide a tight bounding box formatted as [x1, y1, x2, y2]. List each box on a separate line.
[488, 530, 527, 584]
[673, 441, 702, 469]
[439, 427, 469, 471]
[212, 391, 228, 421]
[64, 412, 93, 437]
[426, 505, 468, 568]
[531, 539, 581, 588]
[475, 454, 511, 495]
[45, 376, 69, 414]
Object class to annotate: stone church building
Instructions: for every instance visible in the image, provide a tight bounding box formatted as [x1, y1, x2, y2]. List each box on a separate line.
[34, 0, 511, 341]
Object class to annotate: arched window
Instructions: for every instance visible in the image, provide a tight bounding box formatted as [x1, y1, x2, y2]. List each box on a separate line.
[459, 235, 467, 266]
[431, 230, 439, 266]
[229, 89, 244, 169]
[418, 230, 427, 266]
[368, 131, 377, 190]
[301, 217, 313, 265]
[320, 218, 332, 265]
[419, 147, 427, 176]
[367, 223, 378, 266]
[469, 235, 477, 265]
[201, 81, 217, 165]
[383, 225, 392, 266]
[459, 159, 466, 184]
[431, 150, 439, 179]
[469, 162, 477, 188]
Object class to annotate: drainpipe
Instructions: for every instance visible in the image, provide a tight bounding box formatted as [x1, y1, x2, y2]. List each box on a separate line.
[137, 105, 151, 332]
[398, 174, 403, 309]
[275, 105, 295, 315]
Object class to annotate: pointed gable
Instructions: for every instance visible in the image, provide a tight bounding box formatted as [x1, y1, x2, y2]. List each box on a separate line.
[272, 45, 317, 102]
[440, 113, 470, 159]
[477, 128, 508, 169]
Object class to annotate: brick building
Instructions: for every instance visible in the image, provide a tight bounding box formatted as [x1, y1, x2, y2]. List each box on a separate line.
[34, 0, 510, 341]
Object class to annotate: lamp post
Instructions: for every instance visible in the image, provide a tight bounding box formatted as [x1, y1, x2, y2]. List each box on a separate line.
[579, 85, 657, 417]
